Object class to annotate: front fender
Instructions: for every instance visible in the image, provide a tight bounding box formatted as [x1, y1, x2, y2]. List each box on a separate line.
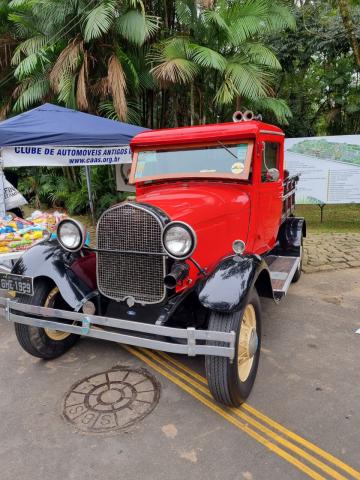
[198, 255, 263, 313]
[11, 240, 93, 310]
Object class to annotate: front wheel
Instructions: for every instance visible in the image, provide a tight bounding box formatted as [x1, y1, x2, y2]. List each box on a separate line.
[205, 288, 262, 407]
[14, 280, 79, 359]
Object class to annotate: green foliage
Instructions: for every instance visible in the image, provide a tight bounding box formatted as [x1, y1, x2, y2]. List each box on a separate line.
[268, 0, 360, 136]
[18, 165, 120, 216]
[84, 1, 117, 42]
[1, 0, 360, 215]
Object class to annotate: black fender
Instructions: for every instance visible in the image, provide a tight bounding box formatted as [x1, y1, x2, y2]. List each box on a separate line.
[11, 240, 92, 310]
[198, 254, 272, 314]
[277, 217, 306, 253]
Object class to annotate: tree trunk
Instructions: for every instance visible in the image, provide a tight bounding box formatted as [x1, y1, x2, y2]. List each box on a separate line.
[173, 93, 178, 127]
[337, 0, 360, 70]
[190, 83, 195, 126]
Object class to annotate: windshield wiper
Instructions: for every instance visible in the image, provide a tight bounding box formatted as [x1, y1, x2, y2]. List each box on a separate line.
[217, 140, 238, 160]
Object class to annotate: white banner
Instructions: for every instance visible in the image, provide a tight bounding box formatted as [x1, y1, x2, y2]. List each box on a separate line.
[1, 145, 131, 167]
[285, 135, 360, 204]
[3, 178, 27, 209]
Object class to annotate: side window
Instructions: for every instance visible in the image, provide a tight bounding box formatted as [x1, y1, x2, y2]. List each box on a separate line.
[262, 142, 279, 182]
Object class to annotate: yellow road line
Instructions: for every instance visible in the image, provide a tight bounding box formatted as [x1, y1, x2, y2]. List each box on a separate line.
[156, 351, 360, 480]
[142, 349, 349, 480]
[125, 345, 327, 480]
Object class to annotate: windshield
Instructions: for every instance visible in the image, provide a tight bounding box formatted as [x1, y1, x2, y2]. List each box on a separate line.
[132, 142, 253, 182]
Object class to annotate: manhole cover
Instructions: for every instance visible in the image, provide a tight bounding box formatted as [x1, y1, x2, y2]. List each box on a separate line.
[63, 367, 160, 434]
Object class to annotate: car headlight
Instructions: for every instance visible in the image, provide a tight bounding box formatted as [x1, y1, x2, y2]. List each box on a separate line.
[57, 219, 87, 252]
[162, 221, 197, 260]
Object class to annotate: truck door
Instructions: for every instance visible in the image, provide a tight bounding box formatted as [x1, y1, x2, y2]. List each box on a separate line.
[254, 139, 283, 254]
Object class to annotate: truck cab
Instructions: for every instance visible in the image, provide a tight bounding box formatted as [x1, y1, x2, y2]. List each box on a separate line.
[2, 113, 305, 407]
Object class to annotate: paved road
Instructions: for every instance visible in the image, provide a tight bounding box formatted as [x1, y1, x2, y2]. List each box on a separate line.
[0, 268, 359, 480]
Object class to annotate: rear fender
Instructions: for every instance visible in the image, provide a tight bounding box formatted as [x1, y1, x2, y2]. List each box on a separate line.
[11, 241, 93, 310]
[198, 255, 271, 313]
[277, 217, 306, 254]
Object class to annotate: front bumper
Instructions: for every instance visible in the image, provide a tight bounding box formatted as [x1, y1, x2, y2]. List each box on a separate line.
[0, 297, 235, 359]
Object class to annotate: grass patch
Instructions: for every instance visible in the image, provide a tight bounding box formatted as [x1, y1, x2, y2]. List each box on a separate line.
[295, 204, 360, 234]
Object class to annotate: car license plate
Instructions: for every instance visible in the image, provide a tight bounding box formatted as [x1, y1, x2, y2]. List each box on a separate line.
[0, 273, 34, 296]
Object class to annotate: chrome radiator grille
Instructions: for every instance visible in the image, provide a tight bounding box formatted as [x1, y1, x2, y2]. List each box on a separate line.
[96, 203, 166, 304]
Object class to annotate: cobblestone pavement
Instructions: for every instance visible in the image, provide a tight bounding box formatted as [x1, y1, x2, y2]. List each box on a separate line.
[303, 233, 360, 273]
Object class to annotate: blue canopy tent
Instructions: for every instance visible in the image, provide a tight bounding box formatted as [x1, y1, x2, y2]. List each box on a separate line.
[0, 103, 147, 222]
[0, 103, 146, 146]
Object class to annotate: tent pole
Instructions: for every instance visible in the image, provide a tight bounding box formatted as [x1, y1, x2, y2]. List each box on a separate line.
[85, 166, 95, 225]
[0, 150, 6, 217]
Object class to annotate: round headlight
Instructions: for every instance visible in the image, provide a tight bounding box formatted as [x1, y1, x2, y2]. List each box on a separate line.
[162, 221, 196, 260]
[57, 219, 86, 252]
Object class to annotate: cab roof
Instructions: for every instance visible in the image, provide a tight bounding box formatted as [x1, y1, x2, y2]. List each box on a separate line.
[130, 120, 284, 150]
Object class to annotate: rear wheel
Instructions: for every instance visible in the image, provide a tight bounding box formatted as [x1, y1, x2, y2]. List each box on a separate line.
[14, 280, 79, 359]
[205, 288, 262, 407]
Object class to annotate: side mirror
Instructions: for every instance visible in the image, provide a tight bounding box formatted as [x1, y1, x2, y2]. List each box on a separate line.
[266, 168, 280, 182]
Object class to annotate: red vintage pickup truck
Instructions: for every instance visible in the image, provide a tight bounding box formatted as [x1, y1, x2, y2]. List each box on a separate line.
[1, 112, 305, 407]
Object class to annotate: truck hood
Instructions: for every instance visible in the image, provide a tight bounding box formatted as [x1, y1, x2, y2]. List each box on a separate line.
[137, 182, 248, 224]
[136, 181, 251, 267]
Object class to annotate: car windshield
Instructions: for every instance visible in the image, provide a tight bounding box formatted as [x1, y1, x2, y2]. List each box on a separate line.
[132, 142, 253, 182]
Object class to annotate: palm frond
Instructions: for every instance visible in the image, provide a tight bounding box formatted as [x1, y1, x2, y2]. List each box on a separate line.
[175, 0, 197, 27]
[126, 101, 141, 125]
[215, 60, 272, 104]
[116, 10, 160, 46]
[98, 100, 118, 121]
[76, 51, 89, 111]
[214, 77, 237, 105]
[11, 35, 48, 65]
[266, 4, 296, 32]
[151, 58, 198, 84]
[116, 47, 139, 92]
[84, 0, 117, 42]
[8, 12, 37, 39]
[149, 37, 199, 85]
[13, 75, 50, 111]
[108, 54, 127, 121]
[251, 97, 292, 124]
[189, 44, 226, 71]
[98, 99, 141, 124]
[8, 0, 33, 8]
[227, 0, 294, 45]
[50, 39, 82, 92]
[228, 61, 272, 98]
[14, 51, 40, 79]
[57, 72, 76, 108]
[201, 9, 230, 34]
[240, 43, 281, 70]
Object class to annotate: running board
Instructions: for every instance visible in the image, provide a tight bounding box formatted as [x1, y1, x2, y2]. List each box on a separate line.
[265, 255, 300, 299]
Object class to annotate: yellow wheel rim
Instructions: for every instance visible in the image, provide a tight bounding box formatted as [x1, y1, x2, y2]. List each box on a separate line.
[44, 287, 71, 341]
[237, 304, 258, 382]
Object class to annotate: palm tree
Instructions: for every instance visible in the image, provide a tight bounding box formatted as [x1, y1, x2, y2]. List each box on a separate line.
[149, 0, 295, 124]
[6, 0, 296, 127]
[0, 0, 19, 119]
[8, 0, 160, 120]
